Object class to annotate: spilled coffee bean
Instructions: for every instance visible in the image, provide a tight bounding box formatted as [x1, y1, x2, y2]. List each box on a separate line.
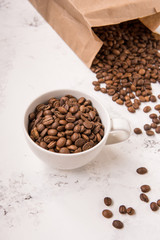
[119, 205, 127, 214]
[150, 202, 159, 211]
[126, 207, 135, 215]
[140, 185, 151, 193]
[104, 197, 112, 206]
[136, 167, 148, 174]
[112, 220, 124, 229]
[140, 193, 149, 203]
[102, 209, 113, 218]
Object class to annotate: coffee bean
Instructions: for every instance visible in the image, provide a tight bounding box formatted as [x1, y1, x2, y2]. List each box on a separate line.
[155, 104, 160, 111]
[112, 220, 124, 229]
[102, 209, 113, 218]
[75, 138, 86, 147]
[150, 202, 159, 211]
[126, 207, 135, 215]
[157, 199, 160, 207]
[104, 197, 112, 206]
[158, 95, 160, 99]
[83, 121, 92, 129]
[136, 167, 148, 174]
[134, 128, 142, 134]
[140, 185, 151, 193]
[82, 141, 94, 151]
[150, 95, 157, 102]
[47, 129, 57, 136]
[151, 123, 157, 129]
[39, 141, 47, 149]
[128, 106, 135, 113]
[119, 205, 127, 214]
[146, 130, 154, 136]
[140, 193, 149, 202]
[144, 124, 151, 131]
[149, 113, 157, 119]
[59, 147, 70, 154]
[56, 137, 66, 148]
[155, 126, 160, 133]
[143, 106, 151, 113]
[37, 123, 45, 132]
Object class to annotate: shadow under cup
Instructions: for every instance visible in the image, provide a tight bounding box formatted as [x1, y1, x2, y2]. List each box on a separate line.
[24, 89, 112, 170]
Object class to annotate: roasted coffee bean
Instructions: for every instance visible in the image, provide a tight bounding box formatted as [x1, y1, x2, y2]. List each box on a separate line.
[155, 104, 160, 111]
[144, 124, 151, 131]
[56, 137, 66, 148]
[126, 207, 135, 215]
[75, 138, 86, 147]
[158, 95, 160, 99]
[119, 205, 127, 214]
[155, 126, 160, 133]
[150, 202, 159, 211]
[102, 209, 113, 218]
[112, 220, 124, 229]
[143, 106, 151, 113]
[37, 123, 45, 132]
[128, 106, 135, 113]
[151, 123, 157, 129]
[150, 95, 157, 102]
[140, 185, 151, 193]
[136, 167, 148, 174]
[149, 113, 157, 119]
[104, 197, 112, 206]
[140, 193, 149, 202]
[146, 130, 154, 136]
[82, 141, 94, 151]
[157, 199, 160, 207]
[59, 147, 70, 154]
[39, 141, 47, 149]
[134, 128, 142, 134]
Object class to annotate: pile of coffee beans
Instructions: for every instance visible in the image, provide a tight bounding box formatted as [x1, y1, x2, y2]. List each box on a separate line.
[28, 95, 104, 153]
[91, 20, 160, 135]
[91, 20, 160, 112]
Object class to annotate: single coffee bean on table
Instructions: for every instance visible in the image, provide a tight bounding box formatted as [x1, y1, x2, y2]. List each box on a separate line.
[150, 202, 159, 211]
[140, 193, 149, 203]
[143, 106, 151, 113]
[136, 167, 148, 174]
[144, 124, 151, 131]
[157, 199, 160, 207]
[126, 207, 135, 215]
[140, 185, 151, 193]
[146, 130, 155, 136]
[28, 95, 104, 154]
[102, 209, 113, 218]
[119, 205, 127, 214]
[134, 128, 142, 135]
[104, 197, 112, 206]
[112, 220, 124, 229]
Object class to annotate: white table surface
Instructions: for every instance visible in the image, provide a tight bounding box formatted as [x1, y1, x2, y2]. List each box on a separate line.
[1, 1, 160, 239]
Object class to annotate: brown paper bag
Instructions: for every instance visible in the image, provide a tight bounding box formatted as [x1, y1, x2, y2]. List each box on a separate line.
[29, 0, 160, 67]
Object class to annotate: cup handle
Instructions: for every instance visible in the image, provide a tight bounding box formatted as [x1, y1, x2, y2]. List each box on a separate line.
[106, 118, 131, 145]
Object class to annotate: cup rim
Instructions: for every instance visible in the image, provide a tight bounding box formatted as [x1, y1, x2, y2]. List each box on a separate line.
[23, 89, 111, 157]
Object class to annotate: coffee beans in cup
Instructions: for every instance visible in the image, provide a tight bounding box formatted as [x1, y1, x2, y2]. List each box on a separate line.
[28, 95, 104, 154]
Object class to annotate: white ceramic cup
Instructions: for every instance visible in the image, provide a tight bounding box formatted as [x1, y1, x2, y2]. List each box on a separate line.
[24, 89, 131, 170]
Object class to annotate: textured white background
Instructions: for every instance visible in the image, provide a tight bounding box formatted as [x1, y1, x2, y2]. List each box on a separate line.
[0, 1, 160, 239]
